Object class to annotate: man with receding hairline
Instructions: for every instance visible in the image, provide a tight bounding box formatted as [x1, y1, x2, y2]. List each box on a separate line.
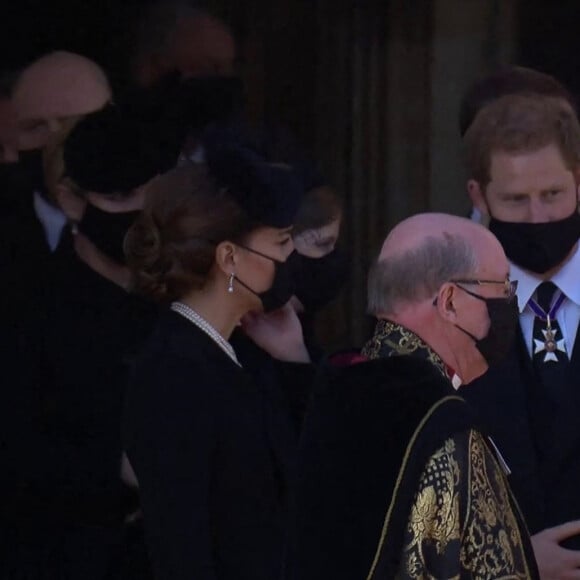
[284, 213, 538, 579]
[0, 54, 117, 579]
[14, 50, 111, 152]
[6, 51, 112, 253]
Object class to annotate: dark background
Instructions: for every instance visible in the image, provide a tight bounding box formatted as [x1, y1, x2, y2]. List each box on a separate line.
[2, 0, 576, 347]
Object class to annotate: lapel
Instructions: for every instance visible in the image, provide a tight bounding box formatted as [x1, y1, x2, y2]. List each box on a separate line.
[230, 330, 299, 490]
[549, 318, 580, 470]
[568, 324, 580, 370]
[523, 310, 580, 490]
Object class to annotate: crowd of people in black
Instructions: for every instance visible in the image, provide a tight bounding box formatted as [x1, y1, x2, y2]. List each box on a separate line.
[0, 3, 345, 578]
[2, 2, 580, 580]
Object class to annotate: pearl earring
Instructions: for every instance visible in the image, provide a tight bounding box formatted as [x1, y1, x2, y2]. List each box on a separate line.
[228, 273, 235, 293]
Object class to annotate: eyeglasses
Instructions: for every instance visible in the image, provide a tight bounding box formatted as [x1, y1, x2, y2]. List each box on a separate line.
[451, 279, 518, 300]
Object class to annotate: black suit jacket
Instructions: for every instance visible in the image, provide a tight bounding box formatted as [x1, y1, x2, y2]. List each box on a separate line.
[463, 326, 580, 546]
[124, 311, 302, 580]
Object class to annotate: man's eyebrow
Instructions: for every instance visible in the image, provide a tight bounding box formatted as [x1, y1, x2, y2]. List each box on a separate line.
[496, 191, 528, 198]
[19, 118, 46, 129]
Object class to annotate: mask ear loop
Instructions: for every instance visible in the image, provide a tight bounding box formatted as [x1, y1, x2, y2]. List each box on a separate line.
[236, 243, 280, 264]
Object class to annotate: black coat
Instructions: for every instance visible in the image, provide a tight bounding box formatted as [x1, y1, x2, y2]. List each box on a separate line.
[124, 311, 306, 580]
[1, 231, 156, 579]
[463, 326, 580, 548]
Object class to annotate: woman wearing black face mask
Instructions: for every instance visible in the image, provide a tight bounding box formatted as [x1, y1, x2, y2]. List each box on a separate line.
[230, 183, 345, 434]
[291, 185, 347, 347]
[124, 151, 310, 580]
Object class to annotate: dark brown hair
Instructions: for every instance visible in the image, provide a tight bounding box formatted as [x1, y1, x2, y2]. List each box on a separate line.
[292, 185, 342, 236]
[124, 164, 257, 302]
[464, 94, 580, 187]
[459, 66, 576, 137]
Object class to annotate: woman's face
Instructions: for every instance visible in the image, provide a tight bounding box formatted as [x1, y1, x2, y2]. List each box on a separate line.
[235, 225, 294, 295]
[292, 215, 341, 258]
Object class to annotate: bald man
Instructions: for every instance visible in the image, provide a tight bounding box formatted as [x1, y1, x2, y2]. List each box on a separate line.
[284, 214, 539, 579]
[14, 50, 111, 152]
[1, 51, 112, 258]
[2, 54, 152, 580]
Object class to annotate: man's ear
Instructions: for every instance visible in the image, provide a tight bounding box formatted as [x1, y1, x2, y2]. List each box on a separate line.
[435, 283, 458, 323]
[215, 241, 237, 276]
[467, 179, 489, 217]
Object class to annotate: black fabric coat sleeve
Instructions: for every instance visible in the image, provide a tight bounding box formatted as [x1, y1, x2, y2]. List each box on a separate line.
[125, 355, 217, 580]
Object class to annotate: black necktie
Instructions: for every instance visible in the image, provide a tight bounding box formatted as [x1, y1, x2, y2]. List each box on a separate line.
[528, 284, 578, 491]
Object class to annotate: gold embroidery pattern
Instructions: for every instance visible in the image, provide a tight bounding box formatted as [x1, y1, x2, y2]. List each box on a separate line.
[461, 431, 531, 579]
[399, 438, 462, 580]
[397, 431, 533, 580]
[362, 320, 447, 379]
[366, 396, 465, 580]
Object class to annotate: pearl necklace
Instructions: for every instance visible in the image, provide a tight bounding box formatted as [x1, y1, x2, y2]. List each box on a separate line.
[170, 302, 241, 367]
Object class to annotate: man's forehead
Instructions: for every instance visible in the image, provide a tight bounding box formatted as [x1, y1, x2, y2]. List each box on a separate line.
[13, 53, 111, 121]
[489, 144, 571, 176]
[475, 238, 509, 277]
[16, 84, 97, 121]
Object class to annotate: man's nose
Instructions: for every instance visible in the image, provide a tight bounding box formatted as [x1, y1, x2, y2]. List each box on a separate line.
[527, 197, 549, 223]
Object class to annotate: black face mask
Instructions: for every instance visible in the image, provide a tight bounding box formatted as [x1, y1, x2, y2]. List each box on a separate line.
[182, 76, 245, 131]
[453, 285, 519, 367]
[293, 249, 349, 312]
[78, 204, 140, 263]
[235, 247, 299, 312]
[489, 210, 580, 274]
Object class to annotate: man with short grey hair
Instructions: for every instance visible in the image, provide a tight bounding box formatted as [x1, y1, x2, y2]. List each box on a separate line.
[284, 213, 538, 579]
[366, 230, 478, 318]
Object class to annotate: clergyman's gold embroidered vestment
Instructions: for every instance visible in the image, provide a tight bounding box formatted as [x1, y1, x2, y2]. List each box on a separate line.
[364, 321, 537, 579]
[283, 321, 538, 580]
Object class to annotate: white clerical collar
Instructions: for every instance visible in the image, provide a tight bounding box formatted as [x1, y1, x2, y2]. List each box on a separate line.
[510, 242, 580, 312]
[178, 144, 205, 167]
[33, 191, 67, 251]
[450, 373, 463, 390]
[444, 363, 462, 389]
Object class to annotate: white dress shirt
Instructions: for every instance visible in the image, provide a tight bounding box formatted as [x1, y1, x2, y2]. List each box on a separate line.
[511, 243, 580, 357]
[33, 191, 67, 251]
[178, 144, 205, 167]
